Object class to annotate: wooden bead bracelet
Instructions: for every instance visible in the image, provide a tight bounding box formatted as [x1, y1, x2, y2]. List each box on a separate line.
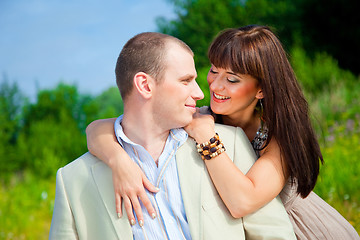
[196, 133, 226, 160]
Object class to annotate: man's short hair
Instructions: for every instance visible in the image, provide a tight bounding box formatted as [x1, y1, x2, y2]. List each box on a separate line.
[115, 32, 193, 101]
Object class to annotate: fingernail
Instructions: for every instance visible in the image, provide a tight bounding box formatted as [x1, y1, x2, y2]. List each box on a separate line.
[139, 220, 144, 227]
[130, 219, 136, 226]
[117, 212, 122, 218]
[155, 187, 160, 191]
[151, 212, 156, 219]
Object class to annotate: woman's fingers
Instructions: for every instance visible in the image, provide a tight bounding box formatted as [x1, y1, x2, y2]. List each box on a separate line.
[120, 186, 157, 226]
[123, 196, 136, 226]
[142, 173, 159, 193]
[115, 192, 122, 218]
[129, 194, 144, 227]
[139, 190, 156, 220]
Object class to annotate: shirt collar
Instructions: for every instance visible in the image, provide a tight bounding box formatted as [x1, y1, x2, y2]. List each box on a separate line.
[114, 115, 188, 148]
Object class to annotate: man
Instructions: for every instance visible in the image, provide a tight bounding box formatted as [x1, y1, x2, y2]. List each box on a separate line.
[49, 32, 295, 239]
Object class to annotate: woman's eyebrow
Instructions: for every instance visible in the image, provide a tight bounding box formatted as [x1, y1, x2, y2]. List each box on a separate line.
[226, 71, 241, 78]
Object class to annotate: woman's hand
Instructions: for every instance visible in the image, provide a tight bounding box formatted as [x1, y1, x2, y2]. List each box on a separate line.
[109, 152, 159, 226]
[86, 119, 159, 226]
[184, 107, 216, 143]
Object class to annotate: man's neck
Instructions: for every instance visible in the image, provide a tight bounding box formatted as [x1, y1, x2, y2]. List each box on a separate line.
[121, 111, 170, 162]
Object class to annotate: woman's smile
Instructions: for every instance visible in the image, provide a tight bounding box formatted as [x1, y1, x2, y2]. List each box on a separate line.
[213, 92, 230, 101]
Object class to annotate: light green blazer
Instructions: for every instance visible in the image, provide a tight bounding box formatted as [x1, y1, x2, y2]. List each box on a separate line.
[49, 124, 296, 240]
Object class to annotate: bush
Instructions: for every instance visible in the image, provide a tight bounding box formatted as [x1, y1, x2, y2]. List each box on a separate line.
[314, 119, 360, 232]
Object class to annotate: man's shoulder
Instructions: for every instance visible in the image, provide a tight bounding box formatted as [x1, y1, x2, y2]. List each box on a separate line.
[214, 123, 247, 142]
[214, 123, 238, 133]
[58, 152, 104, 180]
[213, 123, 256, 167]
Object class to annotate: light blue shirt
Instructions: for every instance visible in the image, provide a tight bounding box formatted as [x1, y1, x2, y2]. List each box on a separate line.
[114, 115, 192, 240]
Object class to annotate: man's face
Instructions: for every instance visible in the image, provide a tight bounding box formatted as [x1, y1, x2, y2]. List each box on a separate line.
[152, 43, 204, 130]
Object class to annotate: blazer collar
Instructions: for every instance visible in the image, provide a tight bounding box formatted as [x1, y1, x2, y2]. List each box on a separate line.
[176, 137, 204, 240]
[91, 161, 133, 240]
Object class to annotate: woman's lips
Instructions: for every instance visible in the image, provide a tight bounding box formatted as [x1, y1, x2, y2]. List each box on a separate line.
[212, 92, 230, 102]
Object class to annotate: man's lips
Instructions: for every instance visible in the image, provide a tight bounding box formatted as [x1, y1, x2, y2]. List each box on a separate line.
[185, 104, 196, 109]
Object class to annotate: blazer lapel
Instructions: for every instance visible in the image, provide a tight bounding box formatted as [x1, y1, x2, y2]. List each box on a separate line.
[176, 138, 204, 240]
[91, 162, 133, 240]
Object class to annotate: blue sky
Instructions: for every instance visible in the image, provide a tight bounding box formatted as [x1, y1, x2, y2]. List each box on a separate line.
[0, 0, 175, 101]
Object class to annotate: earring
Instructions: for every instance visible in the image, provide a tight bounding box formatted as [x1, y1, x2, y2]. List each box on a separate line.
[259, 99, 265, 130]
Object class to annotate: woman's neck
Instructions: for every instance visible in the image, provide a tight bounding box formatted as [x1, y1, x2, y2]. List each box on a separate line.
[221, 111, 261, 141]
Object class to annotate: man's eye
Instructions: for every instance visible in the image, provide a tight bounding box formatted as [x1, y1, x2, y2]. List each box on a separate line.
[182, 79, 191, 84]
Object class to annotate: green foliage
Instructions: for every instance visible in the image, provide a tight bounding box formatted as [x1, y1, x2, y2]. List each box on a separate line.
[0, 79, 26, 177]
[0, 82, 124, 180]
[0, 171, 55, 239]
[314, 119, 360, 232]
[157, 0, 301, 69]
[16, 84, 88, 178]
[290, 46, 357, 95]
[195, 66, 210, 107]
[158, 0, 359, 74]
[83, 86, 123, 123]
[158, 0, 246, 68]
[296, 48, 360, 232]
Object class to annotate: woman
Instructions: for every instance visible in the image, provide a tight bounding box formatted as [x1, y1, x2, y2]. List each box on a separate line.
[86, 25, 359, 239]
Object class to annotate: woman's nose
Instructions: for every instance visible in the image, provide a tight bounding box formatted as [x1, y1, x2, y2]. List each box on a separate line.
[209, 75, 224, 92]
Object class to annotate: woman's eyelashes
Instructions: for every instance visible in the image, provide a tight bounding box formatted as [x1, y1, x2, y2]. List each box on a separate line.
[210, 67, 240, 83]
[227, 77, 240, 83]
[210, 68, 218, 74]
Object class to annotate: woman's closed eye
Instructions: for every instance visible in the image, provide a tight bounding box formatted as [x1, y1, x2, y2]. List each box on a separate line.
[227, 77, 240, 83]
[209, 69, 218, 74]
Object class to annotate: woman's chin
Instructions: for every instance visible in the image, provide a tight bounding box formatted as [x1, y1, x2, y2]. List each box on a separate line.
[210, 103, 223, 115]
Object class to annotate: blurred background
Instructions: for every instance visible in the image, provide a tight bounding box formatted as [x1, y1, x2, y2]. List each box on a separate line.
[0, 0, 359, 238]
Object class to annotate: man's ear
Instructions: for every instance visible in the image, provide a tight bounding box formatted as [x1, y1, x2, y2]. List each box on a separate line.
[256, 89, 264, 99]
[133, 72, 154, 99]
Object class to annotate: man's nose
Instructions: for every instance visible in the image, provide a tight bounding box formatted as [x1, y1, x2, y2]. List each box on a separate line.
[193, 81, 204, 100]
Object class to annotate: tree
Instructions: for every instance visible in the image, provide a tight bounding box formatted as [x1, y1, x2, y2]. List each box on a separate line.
[83, 86, 123, 126]
[157, 0, 247, 69]
[158, 0, 360, 75]
[18, 83, 88, 177]
[0, 78, 25, 175]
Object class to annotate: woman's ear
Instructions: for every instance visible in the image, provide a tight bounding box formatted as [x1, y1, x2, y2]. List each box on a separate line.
[256, 89, 264, 99]
[133, 72, 153, 99]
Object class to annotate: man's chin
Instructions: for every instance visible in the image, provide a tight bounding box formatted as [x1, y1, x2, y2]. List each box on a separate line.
[172, 118, 192, 129]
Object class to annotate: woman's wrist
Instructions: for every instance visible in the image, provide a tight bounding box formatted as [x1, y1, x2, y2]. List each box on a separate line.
[196, 133, 226, 160]
[193, 128, 216, 143]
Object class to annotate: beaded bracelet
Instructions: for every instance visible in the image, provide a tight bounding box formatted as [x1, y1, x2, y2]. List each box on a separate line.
[196, 133, 226, 160]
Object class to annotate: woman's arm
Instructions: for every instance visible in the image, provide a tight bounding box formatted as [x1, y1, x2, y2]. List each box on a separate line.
[185, 110, 287, 218]
[86, 119, 159, 225]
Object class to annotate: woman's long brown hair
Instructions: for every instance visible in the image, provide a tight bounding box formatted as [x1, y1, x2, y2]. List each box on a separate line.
[208, 25, 323, 198]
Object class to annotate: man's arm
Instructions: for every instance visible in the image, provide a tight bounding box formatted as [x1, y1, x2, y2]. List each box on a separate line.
[49, 168, 78, 240]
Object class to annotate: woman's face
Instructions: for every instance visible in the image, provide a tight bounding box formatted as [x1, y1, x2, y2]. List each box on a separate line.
[207, 65, 262, 118]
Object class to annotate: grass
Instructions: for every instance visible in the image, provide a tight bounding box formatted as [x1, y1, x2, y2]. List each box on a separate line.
[314, 120, 360, 232]
[0, 171, 55, 240]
